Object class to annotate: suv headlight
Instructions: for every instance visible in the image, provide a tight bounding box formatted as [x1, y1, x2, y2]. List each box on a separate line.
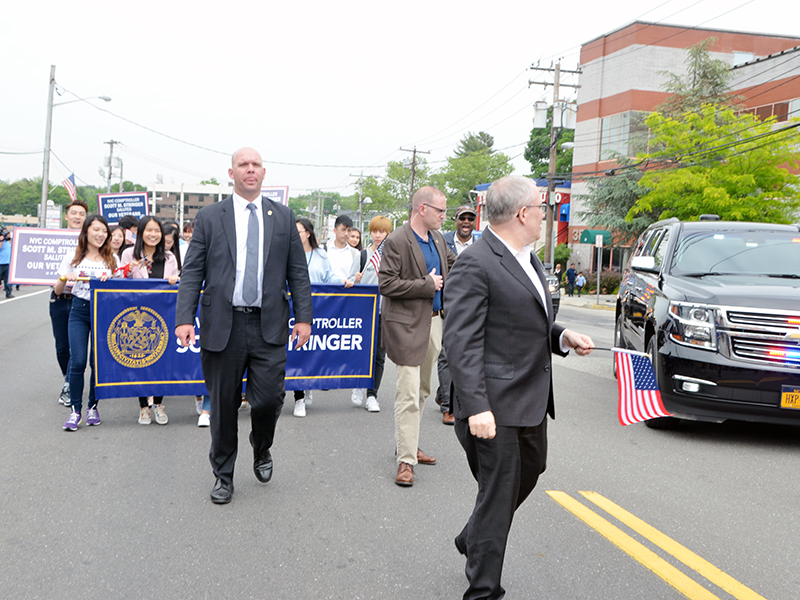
[668, 302, 718, 350]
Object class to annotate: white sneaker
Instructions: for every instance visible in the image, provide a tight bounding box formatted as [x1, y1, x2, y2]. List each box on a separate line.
[351, 388, 364, 407]
[154, 404, 168, 425]
[138, 406, 151, 425]
[195, 396, 203, 415]
[365, 396, 380, 412]
[240, 393, 248, 410]
[293, 399, 306, 418]
[198, 412, 210, 427]
[305, 390, 313, 406]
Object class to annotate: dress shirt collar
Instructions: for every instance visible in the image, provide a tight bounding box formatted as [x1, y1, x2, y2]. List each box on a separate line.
[232, 192, 263, 212]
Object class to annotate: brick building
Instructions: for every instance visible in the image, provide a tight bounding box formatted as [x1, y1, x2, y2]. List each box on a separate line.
[569, 21, 800, 272]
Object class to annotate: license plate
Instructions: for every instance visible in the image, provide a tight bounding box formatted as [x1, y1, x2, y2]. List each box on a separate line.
[780, 386, 800, 410]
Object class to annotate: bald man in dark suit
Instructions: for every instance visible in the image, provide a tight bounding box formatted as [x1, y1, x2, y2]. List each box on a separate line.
[176, 147, 312, 504]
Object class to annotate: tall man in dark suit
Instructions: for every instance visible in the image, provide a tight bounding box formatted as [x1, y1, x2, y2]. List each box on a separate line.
[443, 175, 594, 599]
[379, 186, 456, 487]
[176, 147, 313, 504]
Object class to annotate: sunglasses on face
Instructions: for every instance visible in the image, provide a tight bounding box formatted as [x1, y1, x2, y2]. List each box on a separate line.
[457, 215, 475, 222]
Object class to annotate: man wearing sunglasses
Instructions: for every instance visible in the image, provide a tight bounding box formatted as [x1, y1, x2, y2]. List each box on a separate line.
[437, 206, 479, 425]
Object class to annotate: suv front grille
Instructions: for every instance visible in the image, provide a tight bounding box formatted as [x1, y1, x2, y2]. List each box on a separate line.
[724, 308, 800, 367]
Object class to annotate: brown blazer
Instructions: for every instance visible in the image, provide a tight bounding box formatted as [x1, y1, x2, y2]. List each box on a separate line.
[379, 221, 457, 366]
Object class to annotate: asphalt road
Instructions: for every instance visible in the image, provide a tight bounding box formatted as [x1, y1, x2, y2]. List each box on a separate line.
[1, 288, 798, 599]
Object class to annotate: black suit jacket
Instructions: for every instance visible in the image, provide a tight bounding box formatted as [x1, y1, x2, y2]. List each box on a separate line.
[176, 196, 313, 351]
[443, 228, 566, 427]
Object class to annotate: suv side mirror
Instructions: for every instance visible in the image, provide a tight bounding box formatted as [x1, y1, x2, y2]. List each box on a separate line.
[631, 256, 656, 271]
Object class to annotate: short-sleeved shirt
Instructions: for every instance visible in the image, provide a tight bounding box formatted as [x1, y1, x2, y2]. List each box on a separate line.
[57, 253, 115, 301]
[413, 230, 442, 312]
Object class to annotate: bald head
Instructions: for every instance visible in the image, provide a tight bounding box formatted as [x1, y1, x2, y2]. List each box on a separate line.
[411, 186, 445, 212]
[229, 147, 266, 201]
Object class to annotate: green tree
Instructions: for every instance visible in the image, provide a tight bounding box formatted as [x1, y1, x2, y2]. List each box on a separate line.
[434, 152, 513, 208]
[578, 155, 654, 244]
[657, 37, 738, 119]
[524, 107, 574, 178]
[629, 106, 800, 223]
[200, 177, 220, 185]
[361, 160, 432, 220]
[454, 131, 495, 157]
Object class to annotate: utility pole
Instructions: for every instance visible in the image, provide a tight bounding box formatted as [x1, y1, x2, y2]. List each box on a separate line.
[529, 61, 580, 270]
[313, 190, 327, 239]
[350, 172, 366, 233]
[400, 146, 430, 216]
[39, 65, 56, 227]
[104, 140, 120, 193]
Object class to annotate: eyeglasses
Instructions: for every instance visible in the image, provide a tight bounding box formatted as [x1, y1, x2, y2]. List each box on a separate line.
[457, 215, 476, 222]
[516, 204, 548, 218]
[423, 203, 447, 215]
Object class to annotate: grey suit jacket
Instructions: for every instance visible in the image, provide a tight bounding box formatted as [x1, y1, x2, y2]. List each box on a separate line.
[175, 196, 313, 351]
[443, 228, 566, 427]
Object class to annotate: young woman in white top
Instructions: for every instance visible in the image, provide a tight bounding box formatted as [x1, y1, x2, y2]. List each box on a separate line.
[120, 216, 179, 425]
[55, 215, 118, 431]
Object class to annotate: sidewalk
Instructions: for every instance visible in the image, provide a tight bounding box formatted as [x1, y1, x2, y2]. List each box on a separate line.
[559, 292, 616, 311]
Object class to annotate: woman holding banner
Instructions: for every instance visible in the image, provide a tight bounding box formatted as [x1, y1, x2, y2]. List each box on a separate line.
[293, 217, 353, 418]
[55, 215, 118, 431]
[121, 216, 179, 426]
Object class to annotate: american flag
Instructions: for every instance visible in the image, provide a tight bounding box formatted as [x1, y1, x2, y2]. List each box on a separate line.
[62, 174, 77, 202]
[614, 350, 672, 426]
[369, 239, 385, 273]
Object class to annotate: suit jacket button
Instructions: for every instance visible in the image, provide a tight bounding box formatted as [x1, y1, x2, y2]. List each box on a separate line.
[544, 365, 550, 372]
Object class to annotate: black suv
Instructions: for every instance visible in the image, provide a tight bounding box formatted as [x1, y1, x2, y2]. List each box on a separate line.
[615, 216, 800, 428]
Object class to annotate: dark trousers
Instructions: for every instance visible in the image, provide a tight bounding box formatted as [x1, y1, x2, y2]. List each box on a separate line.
[367, 323, 385, 398]
[50, 292, 72, 377]
[455, 418, 548, 600]
[200, 311, 287, 486]
[0, 263, 10, 296]
[67, 298, 96, 412]
[139, 396, 163, 408]
[436, 344, 452, 413]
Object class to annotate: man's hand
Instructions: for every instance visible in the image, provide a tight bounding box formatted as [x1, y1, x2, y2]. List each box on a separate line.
[468, 410, 496, 439]
[343, 279, 355, 288]
[291, 322, 312, 350]
[175, 324, 195, 348]
[562, 329, 594, 356]
[429, 268, 443, 291]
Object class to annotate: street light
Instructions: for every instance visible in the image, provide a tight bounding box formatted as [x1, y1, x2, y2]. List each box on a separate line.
[39, 65, 111, 227]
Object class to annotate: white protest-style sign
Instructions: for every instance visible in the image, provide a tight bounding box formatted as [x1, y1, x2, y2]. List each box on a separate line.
[9, 227, 79, 285]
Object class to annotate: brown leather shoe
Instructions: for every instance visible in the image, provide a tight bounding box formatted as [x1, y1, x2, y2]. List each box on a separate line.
[395, 462, 414, 486]
[416, 448, 437, 465]
[442, 411, 455, 425]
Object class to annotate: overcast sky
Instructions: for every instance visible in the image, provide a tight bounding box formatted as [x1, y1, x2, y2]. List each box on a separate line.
[2, 0, 798, 199]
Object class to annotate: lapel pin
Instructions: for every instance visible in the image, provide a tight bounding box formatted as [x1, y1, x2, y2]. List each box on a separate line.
[267, 210, 273, 216]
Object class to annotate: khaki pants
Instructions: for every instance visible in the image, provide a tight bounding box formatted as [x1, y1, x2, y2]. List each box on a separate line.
[394, 315, 442, 465]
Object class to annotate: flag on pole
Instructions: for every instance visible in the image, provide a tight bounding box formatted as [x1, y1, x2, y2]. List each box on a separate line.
[614, 349, 672, 425]
[369, 239, 384, 273]
[62, 174, 77, 202]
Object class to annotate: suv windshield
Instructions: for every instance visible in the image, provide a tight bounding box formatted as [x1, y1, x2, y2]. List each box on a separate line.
[671, 230, 800, 277]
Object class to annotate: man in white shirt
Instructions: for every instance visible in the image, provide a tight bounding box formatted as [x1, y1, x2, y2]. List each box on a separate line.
[326, 215, 358, 284]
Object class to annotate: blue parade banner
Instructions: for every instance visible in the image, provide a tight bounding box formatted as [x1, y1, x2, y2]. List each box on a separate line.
[90, 279, 380, 399]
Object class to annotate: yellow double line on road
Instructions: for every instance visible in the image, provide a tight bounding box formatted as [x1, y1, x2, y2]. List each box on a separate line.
[547, 491, 767, 600]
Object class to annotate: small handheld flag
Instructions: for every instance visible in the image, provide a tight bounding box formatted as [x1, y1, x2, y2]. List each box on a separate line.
[62, 174, 78, 202]
[614, 349, 672, 426]
[369, 239, 384, 273]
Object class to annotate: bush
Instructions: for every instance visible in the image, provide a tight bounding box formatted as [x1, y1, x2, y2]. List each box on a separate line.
[536, 243, 572, 269]
[584, 269, 622, 295]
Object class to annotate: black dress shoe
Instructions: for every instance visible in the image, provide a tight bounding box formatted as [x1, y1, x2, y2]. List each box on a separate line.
[210, 478, 233, 504]
[250, 434, 273, 483]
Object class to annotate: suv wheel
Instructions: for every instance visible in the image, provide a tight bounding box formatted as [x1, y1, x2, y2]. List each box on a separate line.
[643, 335, 680, 430]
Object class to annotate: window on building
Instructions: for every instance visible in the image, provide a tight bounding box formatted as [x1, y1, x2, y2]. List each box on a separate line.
[600, 111, 649, 160]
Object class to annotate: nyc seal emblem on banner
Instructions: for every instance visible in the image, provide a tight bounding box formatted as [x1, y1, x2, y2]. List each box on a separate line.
[107, 306, 169, 368]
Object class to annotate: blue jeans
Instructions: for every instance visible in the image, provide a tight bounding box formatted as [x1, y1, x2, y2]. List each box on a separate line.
[49, 292, 72, 377]
[68, 298, 96, 413]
